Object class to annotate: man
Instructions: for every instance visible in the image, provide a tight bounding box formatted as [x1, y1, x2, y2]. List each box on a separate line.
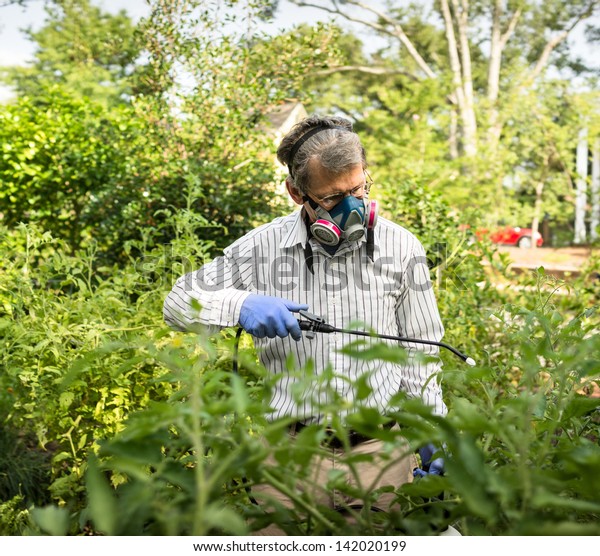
[163, 115, 446, 533]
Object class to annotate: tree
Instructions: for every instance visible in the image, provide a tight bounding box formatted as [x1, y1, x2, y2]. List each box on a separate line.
[4, 0, 141, 106]
[0, 88, 153, 249]
[499, 81, 583, 247]
[0, 1, 342, 258]
[281, 0, 600, 235]
[289, 0, 600, 159]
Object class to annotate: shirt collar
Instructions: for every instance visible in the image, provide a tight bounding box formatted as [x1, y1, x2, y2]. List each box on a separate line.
[280, 209, 308, 249]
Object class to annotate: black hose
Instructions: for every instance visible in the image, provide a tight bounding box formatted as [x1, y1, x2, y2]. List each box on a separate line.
[298, 319, 475, 365]
[232, 326, 244, 375]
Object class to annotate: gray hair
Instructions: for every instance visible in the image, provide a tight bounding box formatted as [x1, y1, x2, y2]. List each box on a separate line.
[276, 115, 367, 194]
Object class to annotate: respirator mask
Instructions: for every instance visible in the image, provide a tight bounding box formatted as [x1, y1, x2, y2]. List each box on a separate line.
[306, 194, 378, 246]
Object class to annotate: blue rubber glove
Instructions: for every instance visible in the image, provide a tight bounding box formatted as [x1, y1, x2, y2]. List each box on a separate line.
[413, 443, 445, 477]
[239, 294, 309, 341]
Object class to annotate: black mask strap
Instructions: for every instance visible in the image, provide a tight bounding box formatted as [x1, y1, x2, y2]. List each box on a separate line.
[302, 210, 315, 274]
[288, 125, 348, 179]
[367, 226, 375, 263]
[304, 241, 314, 275]
[303, 194, 320, 211]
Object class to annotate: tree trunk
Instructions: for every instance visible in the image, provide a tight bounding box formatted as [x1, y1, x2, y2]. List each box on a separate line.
[453, 0, 477, 157]
[591, 137, 600, 241]
[440, 0, 477, 157]
[574, 128, 588, 245]
[487, 2, 520, 149]
[449, 107, 459, 159]
[487, 1, 502, 146]
[488, 0, 502, 105]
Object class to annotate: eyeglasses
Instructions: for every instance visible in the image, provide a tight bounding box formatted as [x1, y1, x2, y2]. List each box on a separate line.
[308, 172, 374, 211]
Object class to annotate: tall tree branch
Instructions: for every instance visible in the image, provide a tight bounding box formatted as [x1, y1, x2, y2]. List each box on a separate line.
[528, 0, 599, 83]
[291, 0, 389, 35]
[487, 1, 521, 146]
[291, 0, 437, 79]
[0, 0, 41, 6]
[340, 0, 438, 79]
[440, 0, 465, 110]
[450, 0, 477, 155]
[500, 7, 521, 48]
[310, 65, 419, 80]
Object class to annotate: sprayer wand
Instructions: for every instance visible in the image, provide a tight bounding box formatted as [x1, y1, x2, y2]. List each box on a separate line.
[297, 310, 476, 366]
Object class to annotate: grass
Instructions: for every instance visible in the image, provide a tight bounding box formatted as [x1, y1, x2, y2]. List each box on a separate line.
[0, 425, 52, 506]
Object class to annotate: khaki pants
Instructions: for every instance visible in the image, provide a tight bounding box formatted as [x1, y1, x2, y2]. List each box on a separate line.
[252, 428, 417, 535]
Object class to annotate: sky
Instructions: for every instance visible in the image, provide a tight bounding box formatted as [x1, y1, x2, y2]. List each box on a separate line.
[0, 0, 337, 101]
[0, 0, 345, 65]
[0, 0, 147, 65]
[0, 0, 598, 102]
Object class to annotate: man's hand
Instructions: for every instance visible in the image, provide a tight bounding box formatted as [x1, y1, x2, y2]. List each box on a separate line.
[413, 443, 445, 477]
[239, 294, 309, 341]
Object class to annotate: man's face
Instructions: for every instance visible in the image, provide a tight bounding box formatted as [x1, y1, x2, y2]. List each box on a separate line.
[287, 161, 367, 220]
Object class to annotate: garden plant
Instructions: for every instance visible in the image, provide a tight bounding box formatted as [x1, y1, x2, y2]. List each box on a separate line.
[0, 0, 598, 537]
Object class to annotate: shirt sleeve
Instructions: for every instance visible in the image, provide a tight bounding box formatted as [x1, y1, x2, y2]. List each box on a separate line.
[163, 250, 253, 334]
[395, 238, 448, 416]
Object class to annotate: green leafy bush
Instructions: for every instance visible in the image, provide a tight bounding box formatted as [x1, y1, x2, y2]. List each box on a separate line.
[0, 496, 31, 536]
[2, 209, 598, 536]
[0, 223, 197, 506]
[69, 295, 599, 536]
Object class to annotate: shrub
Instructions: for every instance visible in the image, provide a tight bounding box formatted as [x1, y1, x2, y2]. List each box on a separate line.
[1, 195, 598, 536]
[0, 222, 206, 508]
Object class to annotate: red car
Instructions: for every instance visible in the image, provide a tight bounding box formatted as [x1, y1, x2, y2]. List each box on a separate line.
[475, 226, 543, 248]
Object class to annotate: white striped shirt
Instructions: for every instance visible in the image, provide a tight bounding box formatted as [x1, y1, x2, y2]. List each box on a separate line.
[164, 210, 447, 420]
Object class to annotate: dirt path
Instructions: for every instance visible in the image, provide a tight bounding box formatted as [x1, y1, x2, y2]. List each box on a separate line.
[496, 246, 597, 275]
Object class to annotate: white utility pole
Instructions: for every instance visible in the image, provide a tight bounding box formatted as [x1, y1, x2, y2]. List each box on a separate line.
[591, 138, 600, 242]
[574, 128, 588, 245]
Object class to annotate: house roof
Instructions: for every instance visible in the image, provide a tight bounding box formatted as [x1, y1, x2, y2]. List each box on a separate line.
[265, 101, 307, 134]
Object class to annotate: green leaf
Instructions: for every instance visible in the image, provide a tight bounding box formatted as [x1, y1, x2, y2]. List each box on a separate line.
[338, 341, 408, 364]
[230, 373, 250, 414]
[281, 425, 324, 467]
[448, 398, 497, 434]
[530, 491, 600, 513]
[101, 436, 166, 466]
[86, 455, 117, 535]
[562, 395, 600, 419]
[77, 433, 88, 451]
[202, 505, 248, 535]
[518, 520, 600, 535]
[31, 505, 70, 536]
[59, 391, 75, 410]
[445, 435, 498, 522]
[354, 373, 373, 401]
[400, 475, 447, 498]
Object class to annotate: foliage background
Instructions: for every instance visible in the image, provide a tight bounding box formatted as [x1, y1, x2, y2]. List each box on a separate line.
[0, 0, 598, 536]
